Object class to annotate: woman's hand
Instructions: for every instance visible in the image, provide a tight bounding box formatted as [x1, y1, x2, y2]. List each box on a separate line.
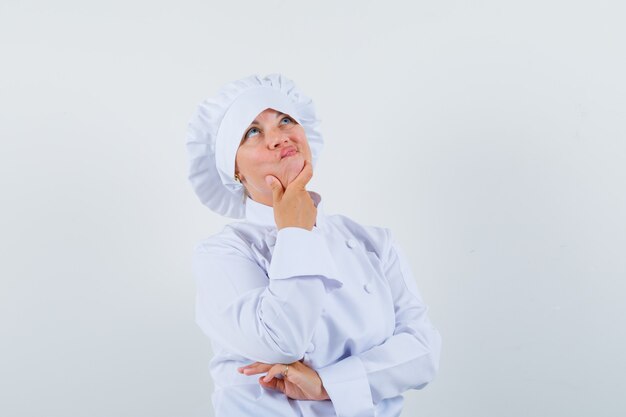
[238, 360, 330, 401]
[265, 159, 316, 231]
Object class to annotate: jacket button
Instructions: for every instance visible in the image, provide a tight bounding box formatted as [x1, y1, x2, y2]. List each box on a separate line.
[364, 283, 373, 293]
[346, 238, 357, 248]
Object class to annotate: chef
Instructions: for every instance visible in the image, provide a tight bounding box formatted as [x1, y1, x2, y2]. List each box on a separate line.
[186, 73, 442, 417]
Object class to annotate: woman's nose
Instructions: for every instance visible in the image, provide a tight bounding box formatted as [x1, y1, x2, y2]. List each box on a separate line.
[266, 128, 288, 148]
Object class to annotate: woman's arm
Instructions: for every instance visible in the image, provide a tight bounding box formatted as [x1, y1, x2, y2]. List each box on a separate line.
[193, 226, 343, 364]
[313, 228, 442, 417]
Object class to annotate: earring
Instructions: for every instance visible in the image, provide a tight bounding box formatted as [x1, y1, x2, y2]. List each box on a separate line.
[234, 173, 241, 183]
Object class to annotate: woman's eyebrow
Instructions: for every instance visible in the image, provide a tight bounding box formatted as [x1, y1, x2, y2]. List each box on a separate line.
[250, 112, 285, 126]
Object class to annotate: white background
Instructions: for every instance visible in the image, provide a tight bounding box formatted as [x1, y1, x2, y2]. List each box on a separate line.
[1, 1, 625, 416]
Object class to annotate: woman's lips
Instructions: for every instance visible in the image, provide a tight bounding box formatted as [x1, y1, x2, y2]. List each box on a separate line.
[281, 148, 298, 159]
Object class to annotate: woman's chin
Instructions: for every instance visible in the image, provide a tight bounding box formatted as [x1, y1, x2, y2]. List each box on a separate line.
[281, 155, 305, 184]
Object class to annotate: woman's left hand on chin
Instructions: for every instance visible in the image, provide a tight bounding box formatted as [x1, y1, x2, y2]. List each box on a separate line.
[237, 360, 330, 401]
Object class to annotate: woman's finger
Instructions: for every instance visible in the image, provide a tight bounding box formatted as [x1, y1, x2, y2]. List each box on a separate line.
[238, 362, 272, 375]
[262, 363, 288, 382]
[259, 375, 278, 390]
[237, 362, 256, 372]
[266, 175, 285, 204]
[274, 376, 286, 393]
[284, 361, 303, 385]
[259, 375, 286, 393]
[289, 159, 313, 191]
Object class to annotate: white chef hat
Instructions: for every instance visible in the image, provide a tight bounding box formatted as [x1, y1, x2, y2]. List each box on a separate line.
[186, 73, 324, 219]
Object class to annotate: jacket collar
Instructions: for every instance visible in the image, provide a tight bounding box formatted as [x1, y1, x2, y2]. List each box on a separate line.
[244, 190, 325, 229]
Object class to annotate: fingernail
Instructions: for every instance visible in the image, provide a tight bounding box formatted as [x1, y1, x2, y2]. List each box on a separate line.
[265, 177, 273, 186]
[263, 375, 271, 382]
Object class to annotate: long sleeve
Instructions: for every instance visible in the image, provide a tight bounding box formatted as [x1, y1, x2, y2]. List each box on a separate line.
[193, 226, 343, 364]
[316, 229, 442, 417]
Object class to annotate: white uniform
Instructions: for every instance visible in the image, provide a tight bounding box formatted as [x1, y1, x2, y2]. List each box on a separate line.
[193, 191, 442, 417]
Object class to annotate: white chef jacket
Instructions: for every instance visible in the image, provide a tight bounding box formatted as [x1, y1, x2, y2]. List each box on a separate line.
[193, 191, 442, 417]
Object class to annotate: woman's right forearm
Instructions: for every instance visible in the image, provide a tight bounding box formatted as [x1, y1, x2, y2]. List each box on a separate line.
[194, 229, 342, 363]
[261, 227, 343, 356]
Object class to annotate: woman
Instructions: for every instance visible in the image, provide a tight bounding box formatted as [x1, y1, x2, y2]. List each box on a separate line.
[187, 73, 442, 417]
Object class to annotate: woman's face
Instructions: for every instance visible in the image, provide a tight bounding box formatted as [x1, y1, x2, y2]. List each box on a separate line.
[235, 107, 312, 205]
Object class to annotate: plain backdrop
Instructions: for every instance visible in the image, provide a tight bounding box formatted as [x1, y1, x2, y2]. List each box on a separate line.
[1, 1, 625, 416]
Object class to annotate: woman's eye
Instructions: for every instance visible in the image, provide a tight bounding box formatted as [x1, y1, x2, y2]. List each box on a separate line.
[245, 127, 260, 139]
[280, 116, 292, 125]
